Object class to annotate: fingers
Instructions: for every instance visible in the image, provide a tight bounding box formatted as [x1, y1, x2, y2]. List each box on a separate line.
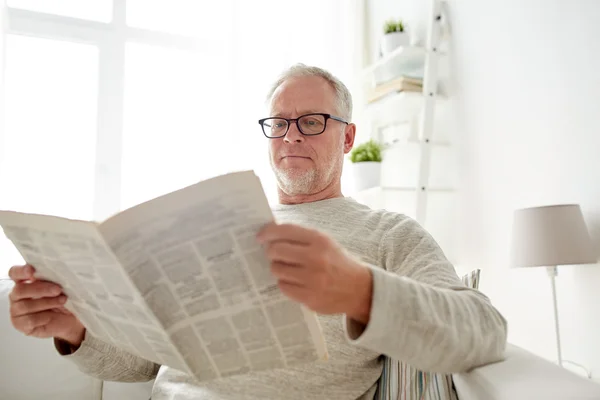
[8, 264, 35, 282]
[265, 241, 308, 265]
[257, 223, 321, 245]
[54, 306, 74, 316]
[11, 310, 55, 336]
[10, 295, 67, 317]
[271, 262, 306, 286]
[9, 280, 62, 302]
[277, 281, 306, 304]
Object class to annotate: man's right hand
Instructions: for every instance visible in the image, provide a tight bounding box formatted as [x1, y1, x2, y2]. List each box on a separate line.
[8, 264, 86, 348]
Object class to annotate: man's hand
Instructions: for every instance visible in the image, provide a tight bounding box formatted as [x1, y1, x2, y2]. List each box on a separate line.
[8, 264, 86, 347]
[257, 223, 373, 324]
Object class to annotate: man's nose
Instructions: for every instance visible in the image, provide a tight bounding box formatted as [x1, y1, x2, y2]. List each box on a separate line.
[284, 122, 305, 143]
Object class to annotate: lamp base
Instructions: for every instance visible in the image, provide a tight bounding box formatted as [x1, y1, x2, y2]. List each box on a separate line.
[547, 265, 563, 367]
[563, 360, 592, 379]
[546, 267, 592, 379]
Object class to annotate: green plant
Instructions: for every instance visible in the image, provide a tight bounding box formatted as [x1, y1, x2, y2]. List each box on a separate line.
[350, 139, 384, 163]
[384, 19, 398, 34]
[384, 19, 405, 34]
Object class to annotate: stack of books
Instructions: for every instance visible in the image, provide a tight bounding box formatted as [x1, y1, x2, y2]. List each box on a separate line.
[366, 75, 423, 104]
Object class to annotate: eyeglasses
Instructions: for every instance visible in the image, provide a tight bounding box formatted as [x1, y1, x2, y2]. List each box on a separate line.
[258, 113, 349, 139]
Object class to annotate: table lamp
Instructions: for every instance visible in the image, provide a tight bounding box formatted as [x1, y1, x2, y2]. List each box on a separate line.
[510, 204, 597, 370]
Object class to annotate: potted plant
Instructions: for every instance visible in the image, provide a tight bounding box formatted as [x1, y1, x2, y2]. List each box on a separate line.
[349, 139, 384, 191]
[381, 19, 409, 55]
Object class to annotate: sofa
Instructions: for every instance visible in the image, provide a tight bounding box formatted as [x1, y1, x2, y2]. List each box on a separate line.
[2, 278, 600, 399]
[0, 278, 153, 400]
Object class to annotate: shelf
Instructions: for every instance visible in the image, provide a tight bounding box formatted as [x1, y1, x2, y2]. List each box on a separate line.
[367, 87, 446, 105]
[364, 91, 423, 125]
[357, 186, 455, 195]
[382, 186, 455, 192]
[364, 90, 446, 128]
[362, 46, 426, 78]
[366, 89, 423, 106]
[383, 137, 451, 148]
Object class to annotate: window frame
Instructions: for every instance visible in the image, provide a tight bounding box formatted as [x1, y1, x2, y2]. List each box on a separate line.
[0, 0, 212, 221]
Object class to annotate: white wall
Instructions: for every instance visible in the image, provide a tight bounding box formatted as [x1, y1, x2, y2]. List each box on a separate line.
[447, 0, 600, 378]
[365, 0, 600, 379]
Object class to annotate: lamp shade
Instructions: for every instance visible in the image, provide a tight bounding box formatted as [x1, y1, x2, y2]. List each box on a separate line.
[510, 204, 597, 268]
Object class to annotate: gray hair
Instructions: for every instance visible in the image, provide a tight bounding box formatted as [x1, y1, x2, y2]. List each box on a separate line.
[265, 63, 353, 121]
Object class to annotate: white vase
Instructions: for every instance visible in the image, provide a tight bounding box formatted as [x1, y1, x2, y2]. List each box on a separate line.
[380, 31, 410, 55]
[352, 162, 382, 191]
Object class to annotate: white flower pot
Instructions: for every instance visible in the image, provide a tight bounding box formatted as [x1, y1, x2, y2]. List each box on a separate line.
[381, 31, 410, 55]
[352, 162, 382, 191]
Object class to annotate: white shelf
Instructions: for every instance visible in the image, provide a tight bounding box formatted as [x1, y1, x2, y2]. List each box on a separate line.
[383, 137, 451, 148]
[357, 186, 454, 195]
[357, 0, 451, 229]
[365, 91, 423, 126]
[383, 186, 454, 192]
[364, 90, 447, 129]
[367, 89, 424, 106]
[362, 46, 426, 77]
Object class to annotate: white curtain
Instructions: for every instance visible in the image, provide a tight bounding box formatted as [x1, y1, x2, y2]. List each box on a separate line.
[0, 0, 368, 276]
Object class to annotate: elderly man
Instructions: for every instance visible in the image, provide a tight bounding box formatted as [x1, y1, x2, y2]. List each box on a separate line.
[8, 64, 507, 399]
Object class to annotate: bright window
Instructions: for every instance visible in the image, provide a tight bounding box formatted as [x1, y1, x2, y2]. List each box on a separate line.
[126, 0, 233, 40]
[121, 42, 233, 209]
[0, 34, 99, 273]
[6, 0, 112, 22]
[1, 35, 98, 219]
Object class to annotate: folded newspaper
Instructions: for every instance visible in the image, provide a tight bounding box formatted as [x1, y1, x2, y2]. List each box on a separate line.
[0, 170, 328, 381]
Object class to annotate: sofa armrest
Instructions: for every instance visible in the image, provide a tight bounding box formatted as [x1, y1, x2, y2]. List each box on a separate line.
[453, 344, 600, 400]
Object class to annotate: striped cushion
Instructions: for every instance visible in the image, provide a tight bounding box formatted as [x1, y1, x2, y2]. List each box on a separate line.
[460, 269, 480, 291]
[374, 269, 481, 400]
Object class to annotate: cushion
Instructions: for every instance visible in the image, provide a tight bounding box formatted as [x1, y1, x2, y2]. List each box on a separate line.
[460, 269, 481, 290]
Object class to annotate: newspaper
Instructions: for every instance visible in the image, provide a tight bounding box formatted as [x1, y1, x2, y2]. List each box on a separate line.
[0, 170, 328, 381]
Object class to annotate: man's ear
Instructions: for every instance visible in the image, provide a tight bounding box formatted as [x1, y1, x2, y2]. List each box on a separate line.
[343, 123, 356, 154]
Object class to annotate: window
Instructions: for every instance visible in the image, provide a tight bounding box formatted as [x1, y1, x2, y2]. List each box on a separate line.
[120, 42, 233, 209]
[1, 35, 98, 219]
[7, 0, 112, 22]
[126, 0, 233, 40]
[0, 34, 99, 274]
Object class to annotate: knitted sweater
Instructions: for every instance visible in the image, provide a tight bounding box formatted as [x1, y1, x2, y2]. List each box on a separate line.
[57, 197, 507, 399]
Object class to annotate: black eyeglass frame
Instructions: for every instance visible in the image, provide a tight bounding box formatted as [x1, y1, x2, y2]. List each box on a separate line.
[257, 113, 349, 138]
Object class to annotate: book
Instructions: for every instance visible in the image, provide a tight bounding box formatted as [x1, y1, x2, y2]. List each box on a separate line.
[0, 170, 328, 381]
[367, 75, 424, 104]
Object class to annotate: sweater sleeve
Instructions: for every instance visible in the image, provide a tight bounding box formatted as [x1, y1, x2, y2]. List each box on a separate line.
[344, 216, 508, 373]
[55, 330, 160, 382]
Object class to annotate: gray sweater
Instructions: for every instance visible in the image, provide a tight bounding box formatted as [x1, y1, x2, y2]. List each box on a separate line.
[57, 197, 507, 399]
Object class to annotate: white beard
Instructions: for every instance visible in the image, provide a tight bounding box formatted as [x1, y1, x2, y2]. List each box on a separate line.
[270, 132, 345, 196]
[272, 156, 339, 196]
[274, 167, 317, 195]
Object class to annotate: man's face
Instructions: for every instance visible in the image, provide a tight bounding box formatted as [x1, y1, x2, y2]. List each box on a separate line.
[267, 75, 354, 196]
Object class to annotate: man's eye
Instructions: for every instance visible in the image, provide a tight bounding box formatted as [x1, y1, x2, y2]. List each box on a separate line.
[302, 118, 323, 128]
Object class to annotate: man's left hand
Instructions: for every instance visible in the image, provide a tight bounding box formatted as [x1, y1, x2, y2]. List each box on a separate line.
[257, 222, 373, 324]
